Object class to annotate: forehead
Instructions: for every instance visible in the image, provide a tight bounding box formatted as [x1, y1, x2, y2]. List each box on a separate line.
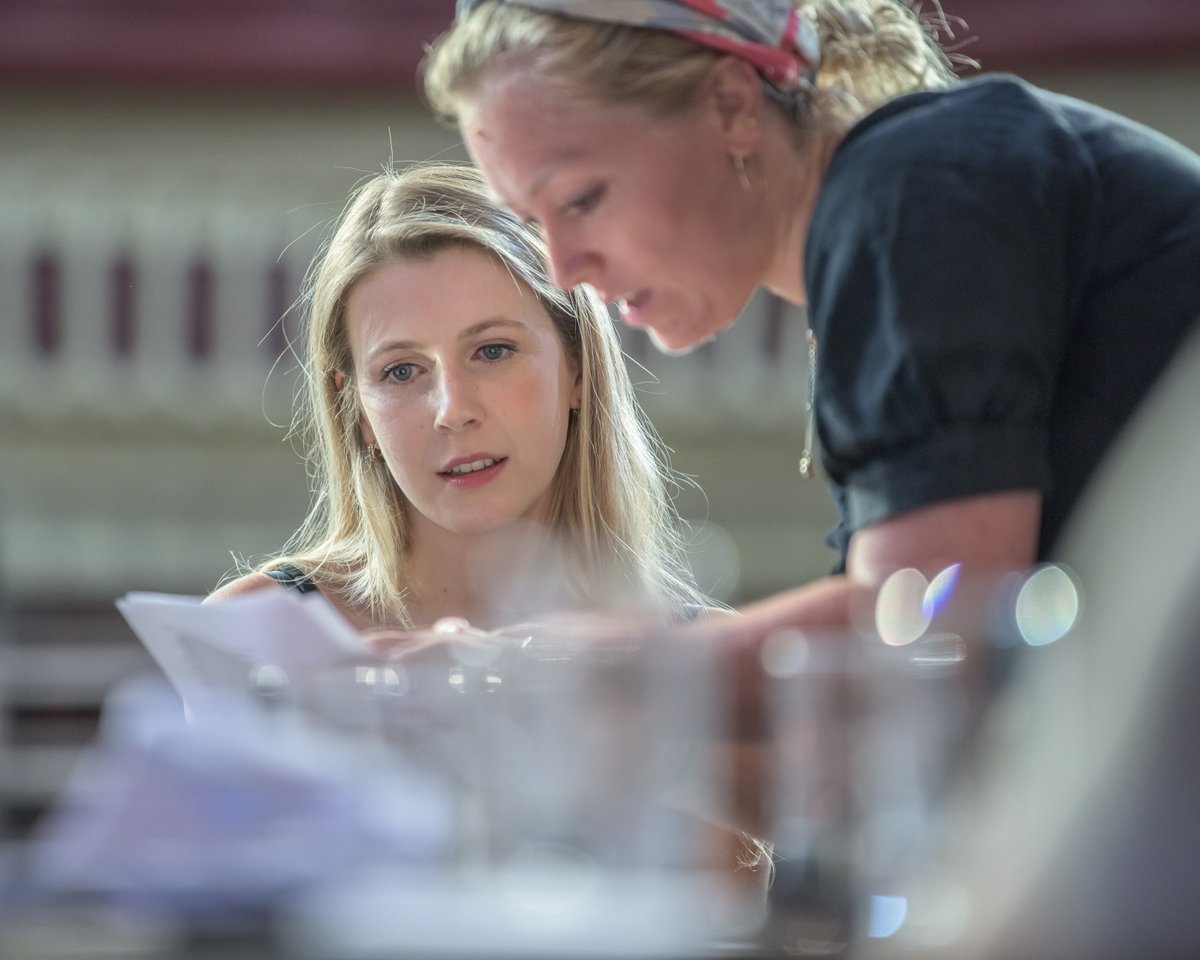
[460, 65, 697, 207]
[346, 245, 551, 339]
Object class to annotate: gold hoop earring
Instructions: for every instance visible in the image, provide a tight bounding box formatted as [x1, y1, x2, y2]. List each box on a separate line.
[365, 442, 381, 464]
[732, 154, 753, 192]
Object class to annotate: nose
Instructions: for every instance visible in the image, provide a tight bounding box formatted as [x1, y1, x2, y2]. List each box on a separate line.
[433, 368, 480, 432]
[545, 230, 601, 291]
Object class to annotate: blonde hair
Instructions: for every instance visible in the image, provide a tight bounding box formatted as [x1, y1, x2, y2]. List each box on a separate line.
[263, 163, 703, 626]
[424, 1, 962, 129]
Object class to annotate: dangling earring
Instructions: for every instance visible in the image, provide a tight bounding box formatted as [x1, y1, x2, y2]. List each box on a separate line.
[365, 442, 381, 464]
[732, 154, 753, 192]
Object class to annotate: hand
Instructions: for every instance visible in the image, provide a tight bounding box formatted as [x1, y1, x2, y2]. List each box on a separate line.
[361, 616, 501, 660]
[488, 611, 666, 661]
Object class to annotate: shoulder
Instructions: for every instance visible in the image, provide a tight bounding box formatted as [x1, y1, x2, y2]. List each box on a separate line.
[840, 75, 1066, 152]
[682, 603, 739, 624]
[204, 572, 280, 604]
[807, 77, 1098, 305]
[819, 76, 1095, 216]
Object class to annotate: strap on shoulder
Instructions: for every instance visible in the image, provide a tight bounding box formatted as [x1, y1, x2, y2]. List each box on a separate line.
[265, 563, 320, 594]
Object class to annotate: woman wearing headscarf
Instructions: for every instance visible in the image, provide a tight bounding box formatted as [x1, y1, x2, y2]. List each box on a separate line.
[423, 0, 1200, 641]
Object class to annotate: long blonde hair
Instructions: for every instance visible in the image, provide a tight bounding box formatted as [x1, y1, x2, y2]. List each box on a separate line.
[263, 163, 703, 626]
[424, 1, 962, 129]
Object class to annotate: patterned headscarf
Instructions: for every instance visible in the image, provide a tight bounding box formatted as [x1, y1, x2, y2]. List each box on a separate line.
[454, 0, 820, 96]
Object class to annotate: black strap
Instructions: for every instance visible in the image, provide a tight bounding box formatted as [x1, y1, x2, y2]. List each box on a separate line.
[265, 563, 320, 594]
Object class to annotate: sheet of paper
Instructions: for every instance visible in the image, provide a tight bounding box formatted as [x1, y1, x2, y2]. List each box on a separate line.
[115, 589, 376, 720]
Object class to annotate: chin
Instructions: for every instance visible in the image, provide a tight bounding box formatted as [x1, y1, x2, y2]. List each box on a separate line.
[647, 325, 718, 356]
[644, 303, 732, 355]
[448, 517, 515, 538]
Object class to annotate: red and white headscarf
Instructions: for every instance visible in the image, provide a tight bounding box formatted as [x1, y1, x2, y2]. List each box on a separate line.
[455, 0, 820, 96]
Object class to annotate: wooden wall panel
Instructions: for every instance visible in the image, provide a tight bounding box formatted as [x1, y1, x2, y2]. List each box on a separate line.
[0, 1, 1197, 90]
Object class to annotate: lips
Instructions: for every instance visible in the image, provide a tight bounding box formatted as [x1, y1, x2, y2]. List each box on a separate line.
[441, 456, 502, 476]
[438, 455, 507, 488]
[615, 290, 651, 327]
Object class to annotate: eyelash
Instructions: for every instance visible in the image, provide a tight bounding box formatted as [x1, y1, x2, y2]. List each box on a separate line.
[380, 343, 515, 383]
[382, 361, 419, 384]
[476, 342, 515, 362]
[563, 185, 604, 218]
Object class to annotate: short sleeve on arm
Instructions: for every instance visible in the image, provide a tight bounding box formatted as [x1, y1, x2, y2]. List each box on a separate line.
[804, 79, 1097, 538]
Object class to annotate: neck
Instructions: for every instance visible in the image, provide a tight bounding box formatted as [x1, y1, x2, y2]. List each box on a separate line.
[403, 520, 573, 629]
[759, 114, 849, 306]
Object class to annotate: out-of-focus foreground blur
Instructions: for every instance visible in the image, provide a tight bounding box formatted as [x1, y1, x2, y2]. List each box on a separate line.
[1, 2, 1199, 957]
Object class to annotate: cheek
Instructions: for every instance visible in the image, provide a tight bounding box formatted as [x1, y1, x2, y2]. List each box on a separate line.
[507, 375, 572, 439]
[357, 393, 387, 441]
[354, 388, 378, 441]
[361, 394, 426, 460]
[636, 198, 713, 275]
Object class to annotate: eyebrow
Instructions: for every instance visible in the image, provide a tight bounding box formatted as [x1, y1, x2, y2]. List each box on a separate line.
[364, 317, 527, 365]
[524, 146, 586, 203]
[495, 172, 549, 223]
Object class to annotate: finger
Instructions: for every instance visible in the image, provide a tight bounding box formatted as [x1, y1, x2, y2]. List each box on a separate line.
[361, 629, 450, 657]
[431, 616, 487, 636]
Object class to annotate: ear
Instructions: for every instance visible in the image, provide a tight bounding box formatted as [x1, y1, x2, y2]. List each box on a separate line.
[709, 55, 766, 157]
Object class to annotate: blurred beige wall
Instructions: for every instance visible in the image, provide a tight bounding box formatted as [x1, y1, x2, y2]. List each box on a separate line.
[2, 59, 1198, 609]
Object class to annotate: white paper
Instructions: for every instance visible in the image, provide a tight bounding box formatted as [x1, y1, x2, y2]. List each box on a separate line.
[115, 589, 377, 721]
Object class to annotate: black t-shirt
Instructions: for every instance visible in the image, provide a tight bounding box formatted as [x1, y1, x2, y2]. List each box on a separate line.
[805, 73, 1200, 569]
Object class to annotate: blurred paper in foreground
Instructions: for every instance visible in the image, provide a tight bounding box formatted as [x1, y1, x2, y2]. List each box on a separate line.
[16, 595, 765, 958]
[114, 589, 373, 721]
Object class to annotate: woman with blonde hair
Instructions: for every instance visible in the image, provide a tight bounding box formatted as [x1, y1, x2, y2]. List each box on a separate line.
[210, 162, 705, 631]
[207, 162, 771, 902]
[423, 0, 1200, 641]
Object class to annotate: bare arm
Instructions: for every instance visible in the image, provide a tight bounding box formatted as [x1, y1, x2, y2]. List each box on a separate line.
[708, 489, 1042, 644]
[700, 490, 1042, 837]
[203, 572, 278, 603]
[847, 489, 1040, 587]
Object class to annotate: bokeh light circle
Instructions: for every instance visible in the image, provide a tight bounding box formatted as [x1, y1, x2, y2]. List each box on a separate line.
[1014, 564, 1080, 646]
[876, 568, 931, 646]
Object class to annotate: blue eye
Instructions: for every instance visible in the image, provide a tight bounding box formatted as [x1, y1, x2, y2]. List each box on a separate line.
[478, 343, 513, 362]
[384, 362, 416, 383]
